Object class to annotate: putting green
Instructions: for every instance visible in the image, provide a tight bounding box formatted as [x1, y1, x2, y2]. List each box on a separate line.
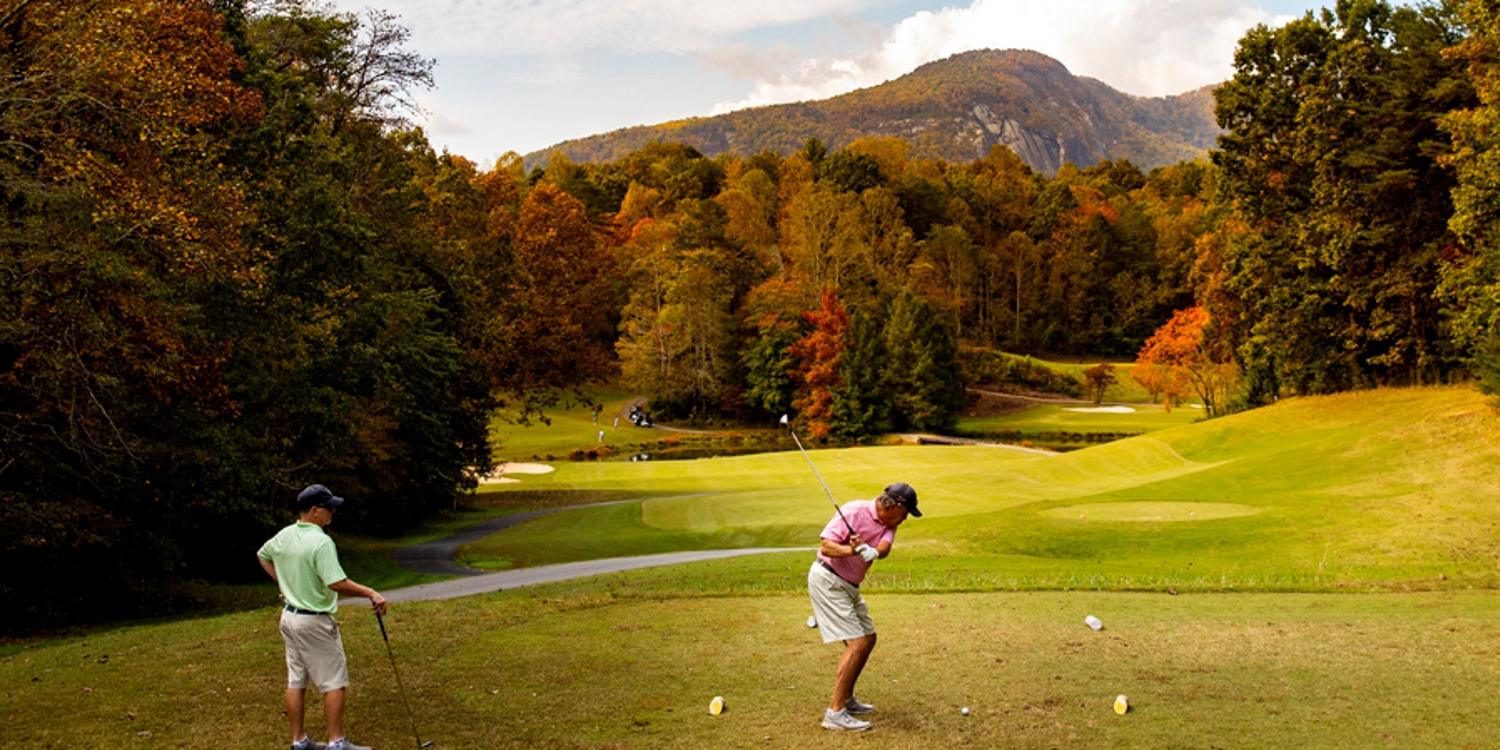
[1039, 500, 1260, 522]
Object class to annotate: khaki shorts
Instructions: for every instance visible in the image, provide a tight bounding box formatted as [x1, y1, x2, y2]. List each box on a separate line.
[280, 609, 350, 693]
[807, 562, 875, 644]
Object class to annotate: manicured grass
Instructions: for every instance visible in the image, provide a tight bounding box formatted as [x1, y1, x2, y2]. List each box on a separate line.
[4, 584, 1496, 748]
[956, 402, 1201, 437]
[7, 386, 1499, 748]
[478, 386, 1500, 591]
[490, 385, 659, 461]
[1035, 358, 1153, 403]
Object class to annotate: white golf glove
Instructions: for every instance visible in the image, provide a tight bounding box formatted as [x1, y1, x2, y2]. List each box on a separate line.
[855, 544, 879, 563]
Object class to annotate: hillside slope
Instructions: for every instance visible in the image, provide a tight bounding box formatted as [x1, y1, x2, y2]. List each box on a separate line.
[525, 49, 1220, 174]
[489, 386, 1500, 588]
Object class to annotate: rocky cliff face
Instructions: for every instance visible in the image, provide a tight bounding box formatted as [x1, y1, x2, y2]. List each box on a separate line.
[525, 49, 1220, 175]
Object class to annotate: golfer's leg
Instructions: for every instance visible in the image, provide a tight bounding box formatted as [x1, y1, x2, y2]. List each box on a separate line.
[829, 634, 876, 710]
[325, 687, 345, 741]
[286, 687, 307, 742]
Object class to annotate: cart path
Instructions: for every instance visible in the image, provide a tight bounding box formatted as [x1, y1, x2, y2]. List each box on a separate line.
[367, 548, 812, 604]
[392, 495, 721, 577]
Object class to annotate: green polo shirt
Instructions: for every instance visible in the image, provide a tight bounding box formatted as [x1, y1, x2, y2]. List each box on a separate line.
[257, 521, 348, 614]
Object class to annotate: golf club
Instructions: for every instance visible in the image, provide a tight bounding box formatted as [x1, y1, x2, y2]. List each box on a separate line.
[375, 611, 434, 749]
[780, 414, 856, 539]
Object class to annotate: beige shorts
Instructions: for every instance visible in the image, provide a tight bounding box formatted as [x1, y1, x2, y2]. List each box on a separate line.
[280, 609, 349, 693]
[807, 562, 875, 644]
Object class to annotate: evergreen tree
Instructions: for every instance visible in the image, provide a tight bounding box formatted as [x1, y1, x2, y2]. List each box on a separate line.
[741, 320, 801, 417]
[882, 290, 964, 431]
[830, 309, 888, 438]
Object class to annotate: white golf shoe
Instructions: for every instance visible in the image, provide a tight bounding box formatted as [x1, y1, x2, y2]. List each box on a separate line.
[846, 695, 875, 714]
[822, 707, 872, 731]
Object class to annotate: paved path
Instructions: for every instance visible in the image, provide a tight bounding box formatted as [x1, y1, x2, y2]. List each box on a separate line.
[392, 500, 637, 577]
[367, 548, 812, 604]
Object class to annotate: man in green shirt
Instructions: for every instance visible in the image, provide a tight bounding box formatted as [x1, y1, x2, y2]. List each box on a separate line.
[258, 484, 387, 750]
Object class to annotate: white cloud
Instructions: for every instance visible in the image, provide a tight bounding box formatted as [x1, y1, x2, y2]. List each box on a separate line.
[711, 0, 1276, 114]
[338, 0, 879, 56]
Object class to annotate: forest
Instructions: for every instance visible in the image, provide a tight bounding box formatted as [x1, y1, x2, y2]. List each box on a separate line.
[4, 0, 1500, 628]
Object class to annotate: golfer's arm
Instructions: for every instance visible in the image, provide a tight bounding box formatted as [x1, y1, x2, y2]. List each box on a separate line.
[876, 541, 892, 559]
[258, 557, 277, 582]
[819, 538, 859, 558]
[329, 578, 387, 612]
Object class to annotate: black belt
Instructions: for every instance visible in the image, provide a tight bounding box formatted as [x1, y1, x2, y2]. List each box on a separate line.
[284, 604, 328, 616]
[818, 559, 859, 588]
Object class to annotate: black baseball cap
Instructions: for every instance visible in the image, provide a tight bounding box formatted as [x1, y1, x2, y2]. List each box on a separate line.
[296, 484, 345, 510]
[884, 482, 921, 517]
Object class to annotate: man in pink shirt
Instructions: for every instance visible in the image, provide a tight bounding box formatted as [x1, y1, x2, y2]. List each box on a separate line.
[807, 482, 921, 731]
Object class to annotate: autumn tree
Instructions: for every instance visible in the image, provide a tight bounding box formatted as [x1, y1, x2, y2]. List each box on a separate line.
[790, 288, 851, 438]
[1214, 0, 1473, 394]
[0, 0, 262, 625]
[1440, 0, 1500, 401]
[740, 276, 808, 418]
[1082, 363, 1118, 405]
[1133, 306, 1240, 416]
[506, 183, 618, 394]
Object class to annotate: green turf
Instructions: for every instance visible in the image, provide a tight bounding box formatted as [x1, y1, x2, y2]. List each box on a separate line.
[490, 385, 660, 461]
[1033, 358, 1153, 402]
[4, 584, 1496, 748]
[960, 402, 1200, 433]
[475, 386, 1500, 590]
[7, 385, 1500, 748]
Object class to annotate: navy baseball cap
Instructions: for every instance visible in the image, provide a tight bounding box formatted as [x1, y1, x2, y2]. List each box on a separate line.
[884, 482, 921, 517]
[296, 484, 345, 510]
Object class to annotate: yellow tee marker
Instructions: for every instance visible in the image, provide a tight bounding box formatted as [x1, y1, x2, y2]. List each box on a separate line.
[709, 696, 725, 715]
[1114, 695, 1129, 715]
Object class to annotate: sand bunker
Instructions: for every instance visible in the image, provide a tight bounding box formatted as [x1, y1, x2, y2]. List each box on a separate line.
[1040, 501, 1260, 522]
[1062, 405, 1136, 414]
[477, 462, 555, 484]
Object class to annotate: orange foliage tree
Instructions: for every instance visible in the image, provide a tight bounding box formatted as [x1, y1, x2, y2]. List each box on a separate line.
[1132, 306, 1239, 415]
[503, 183, 618, 409]
[789, 288, 850, 439]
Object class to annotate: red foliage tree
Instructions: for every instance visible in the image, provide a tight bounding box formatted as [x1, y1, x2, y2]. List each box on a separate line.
[789, 288, 850, 439]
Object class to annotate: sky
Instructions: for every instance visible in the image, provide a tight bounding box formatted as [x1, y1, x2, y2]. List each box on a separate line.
[326, 0, 1339, 167]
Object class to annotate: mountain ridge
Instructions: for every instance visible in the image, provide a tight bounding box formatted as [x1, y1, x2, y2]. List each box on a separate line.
[524, 49, 1221, 174]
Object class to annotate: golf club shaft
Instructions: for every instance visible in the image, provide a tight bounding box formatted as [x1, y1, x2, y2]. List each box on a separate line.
[377, 612, 430, 749]
[787, 426, 857, 540]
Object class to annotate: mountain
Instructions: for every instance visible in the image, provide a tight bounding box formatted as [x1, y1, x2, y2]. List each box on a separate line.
[524, 49, 1221, 175]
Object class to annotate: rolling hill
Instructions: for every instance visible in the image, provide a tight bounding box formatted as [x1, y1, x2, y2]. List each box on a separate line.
[525, 49, 1222, 175]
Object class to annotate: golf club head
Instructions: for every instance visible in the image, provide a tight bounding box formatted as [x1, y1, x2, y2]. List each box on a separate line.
[779, 414, 789, 427]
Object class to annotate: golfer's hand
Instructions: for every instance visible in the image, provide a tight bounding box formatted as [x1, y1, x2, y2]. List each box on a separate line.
[847, 533, 864, 550]
[370, 591, 388, 616]
[855, 544, 879, 563]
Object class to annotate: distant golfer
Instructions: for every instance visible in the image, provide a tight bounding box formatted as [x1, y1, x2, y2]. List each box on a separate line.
[258, 484, 386, 750]
[807, 482, 921, 731]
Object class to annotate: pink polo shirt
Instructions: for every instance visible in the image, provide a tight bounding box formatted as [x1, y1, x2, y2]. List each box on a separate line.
[816, 500, 897, 586]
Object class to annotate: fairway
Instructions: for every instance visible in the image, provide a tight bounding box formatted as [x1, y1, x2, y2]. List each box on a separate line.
[470, 386, 1500, 589]
[1038, 501, 1260, 522]
[5, 386, 1499, 748]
